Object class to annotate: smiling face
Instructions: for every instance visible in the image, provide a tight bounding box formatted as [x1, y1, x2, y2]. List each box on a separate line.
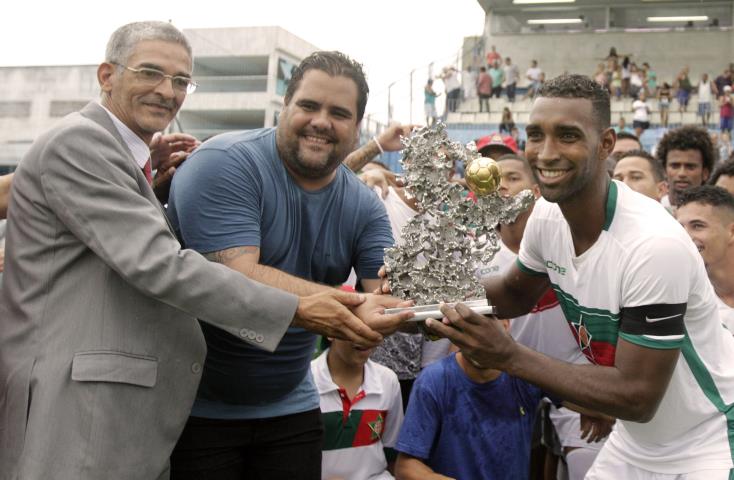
[677, 202, 734, 268]
[525, 97, 613, 205]
[329, 338, 375, 369]
[276, 69, 359, 186]
[98, 40, 191, 144]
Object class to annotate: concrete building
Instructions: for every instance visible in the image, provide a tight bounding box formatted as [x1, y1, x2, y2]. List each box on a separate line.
[0, 26, 319, 172]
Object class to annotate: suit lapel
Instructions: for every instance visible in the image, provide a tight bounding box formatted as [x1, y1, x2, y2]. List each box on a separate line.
[79, 102, 176, 235]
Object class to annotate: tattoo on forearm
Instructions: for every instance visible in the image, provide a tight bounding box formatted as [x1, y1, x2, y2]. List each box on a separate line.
[204, 246, 257, 264]
[345, 141, 379, 172]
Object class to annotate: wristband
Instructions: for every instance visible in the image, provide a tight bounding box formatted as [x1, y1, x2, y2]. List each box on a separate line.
[372, 136, 385, 155]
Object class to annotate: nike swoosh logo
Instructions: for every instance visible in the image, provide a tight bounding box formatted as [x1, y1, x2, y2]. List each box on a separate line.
[645, 314, 682, 323]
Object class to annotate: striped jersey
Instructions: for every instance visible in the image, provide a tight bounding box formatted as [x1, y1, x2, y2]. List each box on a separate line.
[312, 351, 404, 480]
[517, 180, 734, 473]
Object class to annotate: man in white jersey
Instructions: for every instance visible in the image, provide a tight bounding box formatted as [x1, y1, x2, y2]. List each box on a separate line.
[476, 153, 612, 480]
[676, 185, 734, 333]
[426, 74, 734, 478]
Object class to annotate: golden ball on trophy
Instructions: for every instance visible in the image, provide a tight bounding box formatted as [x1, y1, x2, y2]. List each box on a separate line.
[465, 157, 502, 196]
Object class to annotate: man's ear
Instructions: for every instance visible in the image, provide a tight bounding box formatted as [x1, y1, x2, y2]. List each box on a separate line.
[656, 180, 668, 202]
[98, 62, 116, 94]
[599, 127, 616, 160]
[703, 168, 711, 183]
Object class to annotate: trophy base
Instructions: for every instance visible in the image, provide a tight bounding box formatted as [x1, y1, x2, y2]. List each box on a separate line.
[385, 299, 495, 322]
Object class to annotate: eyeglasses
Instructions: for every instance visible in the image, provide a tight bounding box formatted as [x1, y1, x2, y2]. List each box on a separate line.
[113, 63, 198, 94]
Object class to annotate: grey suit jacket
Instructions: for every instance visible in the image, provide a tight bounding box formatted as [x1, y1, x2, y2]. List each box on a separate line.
[0, 102, 299, 480]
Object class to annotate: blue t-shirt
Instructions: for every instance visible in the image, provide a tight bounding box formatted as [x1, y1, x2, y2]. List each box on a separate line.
[396, 353, 543, 480]
[167, 128, 393, 419]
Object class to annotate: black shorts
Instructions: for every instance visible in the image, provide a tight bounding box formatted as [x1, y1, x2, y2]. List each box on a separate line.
[632, 120, 649, 130]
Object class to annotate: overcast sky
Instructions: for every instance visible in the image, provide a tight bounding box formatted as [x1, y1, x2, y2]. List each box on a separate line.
[2, 0, 486, 121]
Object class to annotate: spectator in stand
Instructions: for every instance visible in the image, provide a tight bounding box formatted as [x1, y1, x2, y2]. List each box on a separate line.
[675, 66, 693, 113]
[593, 63, 607, 89]
[613, 150, 668, 202]
[511, 126, 526, 153]
[657, 124, 716, 209]
[610, 66, 622, 100]
[719, 131, 733, 165]
[629, 64, 643, 98]
[676, 186, 734, 332]
[709, 159, 734, 195]
[658, 82, 673, 129]
[714, 68, 732, 98]
[462, 66, 477, 102]
[486, 45, 501, 69]
[612, 131, 643, 155]
[642, 62, 657, 96]
[424, 79, 439, 127]
[525, 60, 542, 99]
[613, 116, 632, 135]
[631, 91, 651, 138]
[720, 85, 733, 134]
[440, 66, 461, 115]
[312, 337, 404, 480]
[499, 107, 515, 135]
[489, 60, 504, 99]
[621, 57, 631, 97]
[698, 73, 718, 127]
[503, 57, 519, 103]
[477, 67, 492, 113]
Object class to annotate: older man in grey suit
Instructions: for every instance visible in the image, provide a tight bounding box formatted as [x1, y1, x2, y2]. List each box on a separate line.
[0, 22, 404, 480]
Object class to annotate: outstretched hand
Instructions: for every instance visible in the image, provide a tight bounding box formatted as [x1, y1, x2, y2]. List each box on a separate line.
[359, 169, 403, 199]
[375, 124, 419, 153]
[425, 302, 517, 370]
[294, 289, 384, 346]
[352, 293, 414, 336]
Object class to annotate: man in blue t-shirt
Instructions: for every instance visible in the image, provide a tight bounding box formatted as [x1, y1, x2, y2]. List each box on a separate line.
[394, 320, 547, 480]
[167, 51, 413, 480]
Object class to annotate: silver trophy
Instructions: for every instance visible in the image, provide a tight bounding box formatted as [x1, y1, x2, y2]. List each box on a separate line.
[383, 123, 533, 321]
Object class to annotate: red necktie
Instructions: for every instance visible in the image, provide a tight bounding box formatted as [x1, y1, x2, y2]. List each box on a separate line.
[143, 158, 153, 186]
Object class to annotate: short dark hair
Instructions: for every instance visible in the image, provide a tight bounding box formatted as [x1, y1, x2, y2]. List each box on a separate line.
[677, 185, 734, 217]
[536, 74, 611, 130]
[655, 125, 716, 172]
[285, 51, 369, 122]
[615, 149, 665, 182]
[497, 153, 532, 176]
[709, 158, 734, 186]
[616, 131, 641, 147]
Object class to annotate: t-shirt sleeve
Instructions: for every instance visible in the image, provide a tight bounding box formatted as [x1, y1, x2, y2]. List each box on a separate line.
[169, 146, 263, 253]
[354, 193, 393, 280]
[618, 235, 690, 349]
[517, 208, 547, 276]
[395, 370, 441, 460]
[382, 371, 405, 449]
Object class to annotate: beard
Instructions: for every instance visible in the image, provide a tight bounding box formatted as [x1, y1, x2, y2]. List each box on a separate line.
[277, 127, 347, 180]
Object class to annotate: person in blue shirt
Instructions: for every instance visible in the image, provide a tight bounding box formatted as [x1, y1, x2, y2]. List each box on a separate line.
[167, 51, 413, 480]
[395, 319, 549, 480]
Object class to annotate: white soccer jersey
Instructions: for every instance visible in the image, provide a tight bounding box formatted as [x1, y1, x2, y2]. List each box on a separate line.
[717, 296, 734, 334]
[312, 351, 404, 480]
[518, 180, 734, 473]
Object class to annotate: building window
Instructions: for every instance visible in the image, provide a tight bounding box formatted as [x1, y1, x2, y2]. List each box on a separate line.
[50, 101, 88, 117]
[0, 101, 31, 118]
[276, 58, 297, 96]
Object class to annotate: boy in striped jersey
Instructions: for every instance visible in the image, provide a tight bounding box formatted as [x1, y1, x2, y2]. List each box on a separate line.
[312, 338, 403, 480]
[428, 74, 734, 478]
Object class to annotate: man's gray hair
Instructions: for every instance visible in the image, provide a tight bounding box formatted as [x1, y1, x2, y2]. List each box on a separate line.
[105, 21, 192, 65]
